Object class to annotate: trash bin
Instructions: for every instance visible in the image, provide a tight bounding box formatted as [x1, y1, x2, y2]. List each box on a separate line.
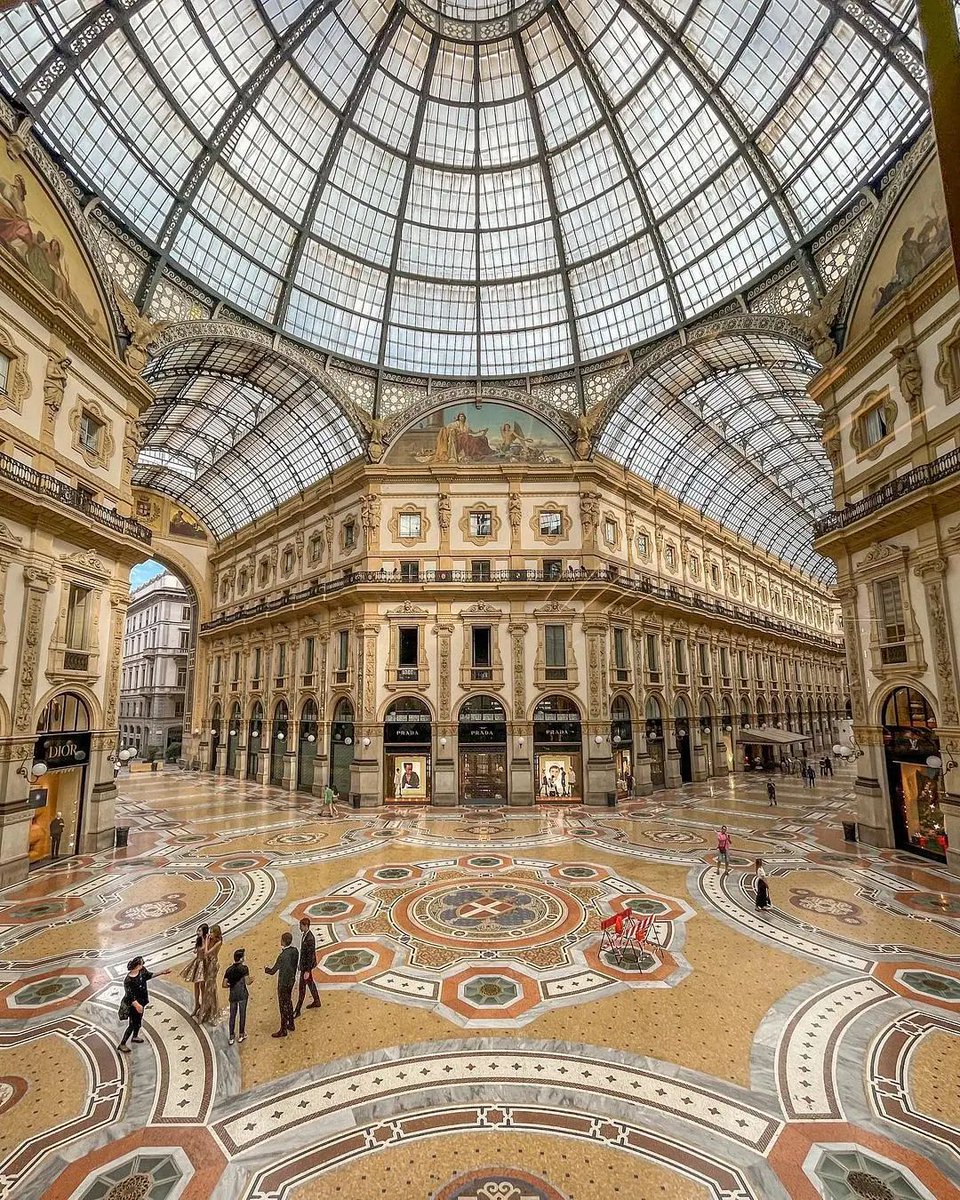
[606, 792, 617, 807]
[842, 820, 857, 842]
[351, 792, 362, 809]
[115, 826, 130, 848]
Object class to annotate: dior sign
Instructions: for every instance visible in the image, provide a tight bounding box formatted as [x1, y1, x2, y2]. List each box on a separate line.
[33, 731, 91, 771]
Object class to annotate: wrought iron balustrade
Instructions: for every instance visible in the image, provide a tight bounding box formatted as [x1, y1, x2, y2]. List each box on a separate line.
[0, 451, 152, 543]
[814, 446, 960, 536]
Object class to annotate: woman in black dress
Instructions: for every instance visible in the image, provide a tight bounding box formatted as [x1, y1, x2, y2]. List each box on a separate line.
[118, 955, 170, 1053]
[754, 858, 771, 911]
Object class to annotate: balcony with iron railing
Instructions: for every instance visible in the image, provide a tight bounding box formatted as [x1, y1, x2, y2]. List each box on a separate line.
[202, 567, 843, 652]
[0, 451, 152, 543]
[814, 446, 960, 537]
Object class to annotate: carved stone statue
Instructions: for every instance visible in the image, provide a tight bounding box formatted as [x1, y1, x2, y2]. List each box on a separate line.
[438, 493, 451, 533]
[785, 278, 846, 365]
[508, 491, 522, 531]
[357, 412, 388, 462]
[113, 284, 172, 372]
[566, 400, 605, 459]
[580, 490, 601, 536]
[360, 494, 381, 531]
[892, 343, 923, 416]
[42, 349, 70, 415]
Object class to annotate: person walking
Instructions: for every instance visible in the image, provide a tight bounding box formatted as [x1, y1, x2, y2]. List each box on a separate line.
[767, 780, 777, 807]
[807, 764, 817, 788]
[293, 917, 321, 1017]
[754, 858, 771, 911]
[198, 923, 223, 1024]
[181, 923, 209, 1018]
[49, 812, 65, 858]
[716, 825, 732, 873]
[265, 931, 299, 1037]
[824, 755, 833, 777]
[118, 955, 170, 1052]
[223, 948, 250, 1045]
[321, 783, 337, 818]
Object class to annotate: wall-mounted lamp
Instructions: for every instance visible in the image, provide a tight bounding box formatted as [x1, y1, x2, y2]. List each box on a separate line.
[276, 730, 285, 741]
[17, 759, 48, 781]
[594, 734, 604, 744]
[343, 736, 353, 746]
[677, 727, 688, 738]
[362, 736, 371, 748]
[193, 729, 201, 737]
[832, 742, 864, 760]
[723, 724, 732, 734]
[305, 733, 316, 743]
[211, 728, 219, 738]
[229, 728, 238, 737]
[517, 736, 525, 749]
[926, 754, 958, 772]
[613, 734, 621, 744]
[439, 736, 447, 748]
[108, 747, 136, 765]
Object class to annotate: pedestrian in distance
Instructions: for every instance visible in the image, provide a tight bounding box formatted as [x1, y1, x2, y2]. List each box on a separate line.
[754, 858, 771, 911]
[293, 917, 321, 1017]
[265, 931, 299, 1038]
[222, 948, 250, 1045]
[118, 955, 170, 1052]
[767, 780, 777, 806]
[49, 812, 65, 858]
[321, 782, 337, 818]
[716, 825, 732, 873]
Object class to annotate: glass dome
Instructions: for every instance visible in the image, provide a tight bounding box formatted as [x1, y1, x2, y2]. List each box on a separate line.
[0, 0, 926, 376]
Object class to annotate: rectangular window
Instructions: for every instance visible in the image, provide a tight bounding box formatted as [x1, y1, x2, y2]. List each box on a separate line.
[471, 560, 491, 582]
[719, 645, 731, 680]
[738, 650, 748, 680]
[698, 642, 710, 677]
[613, 627, 629, 682]
[303, 636, 315, 677]
[472, 626, 492, 668]
[213, 656, 222, 685]
[470, 511, 492, 538]
[181, 605, 191, 621]
[65, 584, 90, 649]
[174, 700, 184, 717]
[78, 410, 104, 454]
[864, 404, 890, 447]
[674, 638, 687, 676]
[400, 560, 420, 582]
[343, 520, 356, 549]
[176, 666, 187, 689]
[543, 558, 562, 580]
[875, 577, 908, 664]
[398, 626, 419, 679]
[336, 629, 349, 680]
[179, 629, 190, 649]
[0, 352, 10, 395]
[544, 624, 567, 679]
[637, 533, 648, 557]
[231, 651, 240, 680]
[539, 511, 562, 537]
[645, 632, 660, 674]
[398, 512, 422, 538]
[253, 647, 262, 683]
[309, 534, 322, 562]
[603, 518, 617, 545]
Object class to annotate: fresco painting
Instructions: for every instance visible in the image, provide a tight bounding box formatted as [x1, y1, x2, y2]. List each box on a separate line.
[388, 402, 572, 466]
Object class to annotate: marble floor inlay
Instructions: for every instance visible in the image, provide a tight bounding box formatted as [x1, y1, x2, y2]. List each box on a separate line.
[1, 767, 958, 1199]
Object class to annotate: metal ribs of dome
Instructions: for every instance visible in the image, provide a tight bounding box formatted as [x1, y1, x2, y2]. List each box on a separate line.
[0, 0, 927, 378]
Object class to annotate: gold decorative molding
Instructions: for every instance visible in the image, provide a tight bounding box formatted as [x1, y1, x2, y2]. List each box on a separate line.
[935, 317, 960, 406]
[529, 503, 570, 546]
[388, 503, 429, 547]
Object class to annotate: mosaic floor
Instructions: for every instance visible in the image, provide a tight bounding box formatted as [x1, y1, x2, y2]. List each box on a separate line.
[1, 767, 958, 1199]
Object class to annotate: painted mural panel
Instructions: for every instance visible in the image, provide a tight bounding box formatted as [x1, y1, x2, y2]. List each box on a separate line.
[0, 131, 109, 339]
[849, 160, 951, 341]
[387, 402, 572, 466]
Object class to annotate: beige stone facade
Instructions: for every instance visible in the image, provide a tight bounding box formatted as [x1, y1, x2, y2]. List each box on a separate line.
[813, 152, 960, 871]
[200, 458, 846, 806]
[0, 132, 153, 883]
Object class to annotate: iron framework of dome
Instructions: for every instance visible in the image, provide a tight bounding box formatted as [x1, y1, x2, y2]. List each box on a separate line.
[0, 0, 927, 377]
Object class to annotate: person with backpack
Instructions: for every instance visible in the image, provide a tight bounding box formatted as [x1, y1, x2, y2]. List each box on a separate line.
[118, 955, 170, 1053]
[223, 948, 250, 1045]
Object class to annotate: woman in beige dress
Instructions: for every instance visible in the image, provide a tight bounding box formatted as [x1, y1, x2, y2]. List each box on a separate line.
[180, 924, 209, 1018]
[198, 924, 223, 1024]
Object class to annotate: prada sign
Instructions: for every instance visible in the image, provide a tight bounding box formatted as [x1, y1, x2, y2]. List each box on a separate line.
[34, 731, 91, 771]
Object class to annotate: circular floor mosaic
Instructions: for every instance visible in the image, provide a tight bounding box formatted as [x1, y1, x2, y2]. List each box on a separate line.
[285, 855, 694, 1027]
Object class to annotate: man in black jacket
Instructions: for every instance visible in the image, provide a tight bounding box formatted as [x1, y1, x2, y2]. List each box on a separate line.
[293, 916, 321, 1017]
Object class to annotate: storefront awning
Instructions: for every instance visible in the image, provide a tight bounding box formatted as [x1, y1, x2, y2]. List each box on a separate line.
[737, 728, 811, 746]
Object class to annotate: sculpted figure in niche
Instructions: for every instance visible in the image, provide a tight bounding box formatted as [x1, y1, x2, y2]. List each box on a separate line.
[892, 344, 923, 416]
[508, 492, 522, 531]
[438, 493, 451, 532]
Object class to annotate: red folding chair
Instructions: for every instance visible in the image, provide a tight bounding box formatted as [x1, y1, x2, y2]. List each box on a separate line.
[599, 910, 630, 965]
[624, 913, 662, 970]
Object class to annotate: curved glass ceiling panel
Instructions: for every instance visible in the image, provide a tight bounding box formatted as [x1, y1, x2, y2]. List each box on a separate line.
[597, 333, 834, 582]
[0, 0, 927, 375]
[135, 340, 364, 538]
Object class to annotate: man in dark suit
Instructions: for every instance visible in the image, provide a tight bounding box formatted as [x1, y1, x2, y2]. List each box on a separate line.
[400, 762, 420, 791]
[264, 931, 299, 1037]
[49, 812, 65, 857]
[293, 916, 321, 1017]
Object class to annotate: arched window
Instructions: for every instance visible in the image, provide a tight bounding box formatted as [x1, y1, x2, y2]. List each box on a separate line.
[645, 696, 662, 722]
[36, 691, 90, 733]
[882, 688, 936, 729]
